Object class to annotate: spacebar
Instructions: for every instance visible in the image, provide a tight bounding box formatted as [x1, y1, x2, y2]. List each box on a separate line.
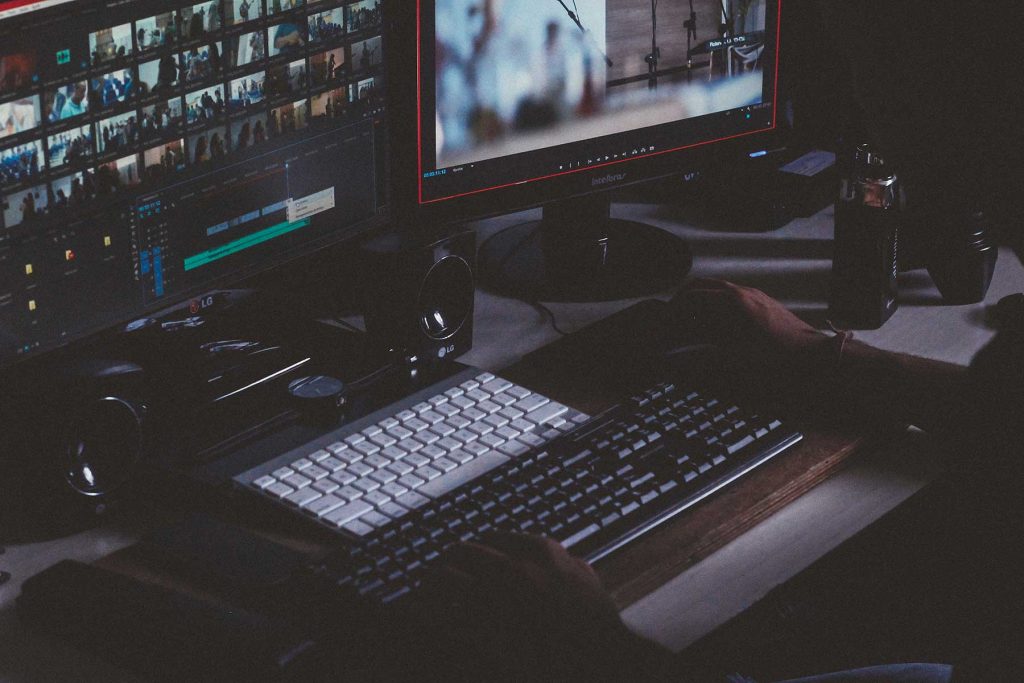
[418, 452, 510, 498]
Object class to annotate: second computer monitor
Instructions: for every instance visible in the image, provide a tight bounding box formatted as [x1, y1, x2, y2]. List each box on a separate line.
[394, 0, 783, 300]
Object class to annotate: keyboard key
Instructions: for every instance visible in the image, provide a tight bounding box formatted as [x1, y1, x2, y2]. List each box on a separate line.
[272, 467, 294, 480]
[507, 385, 531, 400]
[475, 372, 496, 383]
[420, 445, 446, 460]
[483, 414, 509, 429]
[364, 454, 391, 469]
[379, 501, 410, 520]
[444, 387, 465, 399]
[446, 414, 472, 430]
[305, 465, 330, 481]
[396, 491, 431, 510]
[466, 389, 490, 403]
[514, 394, 550, 413]
[343, 520, 376, 537]
[435, 403, 460, 418]
[434, 457, 458, 473]
[520, 432, 546, 448]
[463, 441, 490, 457]
[282, 473, 312, 490]
[285, 488, 322, 508]
[402, 453, 429, 469]
[418, 452, 510, 498]
[450, 396, 475, 410]
[363, 490, 392, 507]
[399, 474, 426, 489]
[495, 426, 522, 441]
[353, 477, 381, 493]
[369, 469, 398, 485]
[405, 418, 429, 432]
[329, 471, 357, 486]
[336, 449, 364, 465]
[265, 482, 294, 499]
[414, 431, 440, 446]
[479, 433, 505, 449]
[381, 482, 409, 498]
[397, 438, 424, 453]
[323, 500, 374, 527]
[448, 449, 474, 464]
[362, 511, 392, 528]
[417, 465, 442, 481]
[478, 400, 502, 415]
[436, 437, 463, 453]
[510, 419, 536, 434]
[420, 410, 445, 425]
[337, 485, 364, 501]
[462, 407, 487, 421]
[498, 407, 525, 421]
[313, 480, 340, 495]
[460, 380, 480, 392]
[344, 434, 366, 447]
[387, 425, 414, 441]
[253, 476, 276, 490]
[354, 442, 381, 457]
[498, 439, 531, 457]
[481, 378, 513, 394]
[370, 433, 398, 448]
[396, 410, 417, 422]
[306, 495, 345, 517]
[412, 402, 432, 414]
[292, 458, 314, 471]
[429, 395, 448, 407]
[490, 392, 517, 407]
[347, 462, 374, 477]
[560, 523, 601, 549]
[321, 457, 346, 472]
[525, 402, 570, 426]
[362, 425, 384, 438]
[429, 422, 456, 438]
[387, 460, 414, 476]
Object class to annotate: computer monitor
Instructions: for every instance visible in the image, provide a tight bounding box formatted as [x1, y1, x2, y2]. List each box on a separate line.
[391, 0, 783, 301]
[0, 0, 388, 370]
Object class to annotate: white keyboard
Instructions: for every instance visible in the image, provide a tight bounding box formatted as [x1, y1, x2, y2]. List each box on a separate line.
[236, 368, 590, 538]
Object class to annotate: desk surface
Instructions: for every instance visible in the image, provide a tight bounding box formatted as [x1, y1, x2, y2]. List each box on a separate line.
[2, 204, 1020, 680]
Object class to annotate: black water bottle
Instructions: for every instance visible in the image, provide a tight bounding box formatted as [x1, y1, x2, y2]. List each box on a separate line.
[830, 144, 900, 329]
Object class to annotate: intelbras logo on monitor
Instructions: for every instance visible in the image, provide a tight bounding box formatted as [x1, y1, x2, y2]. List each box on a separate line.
[591, 172, 627, 187]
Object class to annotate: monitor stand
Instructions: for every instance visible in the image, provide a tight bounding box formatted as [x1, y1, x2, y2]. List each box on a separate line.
[478, 194, 693, 302]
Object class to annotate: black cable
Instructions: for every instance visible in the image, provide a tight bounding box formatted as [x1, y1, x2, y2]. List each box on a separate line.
[531, 300, 570, 337]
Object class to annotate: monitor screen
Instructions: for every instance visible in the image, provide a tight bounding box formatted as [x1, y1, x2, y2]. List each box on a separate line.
[0, 0, 387, 369]
[412, 0, 780, 209]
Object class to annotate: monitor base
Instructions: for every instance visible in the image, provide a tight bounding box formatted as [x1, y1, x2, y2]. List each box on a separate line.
[478, 197, 693, 303]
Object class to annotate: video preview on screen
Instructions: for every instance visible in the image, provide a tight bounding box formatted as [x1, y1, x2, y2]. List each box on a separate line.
[433, 0, 771, 169]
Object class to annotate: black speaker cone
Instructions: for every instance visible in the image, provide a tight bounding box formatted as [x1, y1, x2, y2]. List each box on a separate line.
[64, 397, 143, 497]
[418, 255, 474, 341]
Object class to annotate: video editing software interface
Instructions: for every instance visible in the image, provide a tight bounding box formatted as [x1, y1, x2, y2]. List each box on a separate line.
[418, 0, 780, 204]
[0, 0, 386, 366]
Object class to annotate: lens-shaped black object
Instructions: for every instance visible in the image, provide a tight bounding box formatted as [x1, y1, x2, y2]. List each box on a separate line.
[418, 255, 474, 341]
[64, 397, 143, 497]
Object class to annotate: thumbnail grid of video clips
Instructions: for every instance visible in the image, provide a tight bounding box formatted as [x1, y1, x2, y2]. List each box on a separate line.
[1, 0, 383, 231]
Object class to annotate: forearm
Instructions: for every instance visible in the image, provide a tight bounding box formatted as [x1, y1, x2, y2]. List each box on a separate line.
[830, 339, 977, 440]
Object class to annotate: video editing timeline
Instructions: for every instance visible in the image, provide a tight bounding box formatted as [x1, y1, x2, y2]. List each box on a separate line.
[0, 0, 386, 365]
[131, 121, 376, 304]
[418, 0, 780, 203]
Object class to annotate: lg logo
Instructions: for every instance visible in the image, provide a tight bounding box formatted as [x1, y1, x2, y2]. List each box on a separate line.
[437, 344, 457, 359]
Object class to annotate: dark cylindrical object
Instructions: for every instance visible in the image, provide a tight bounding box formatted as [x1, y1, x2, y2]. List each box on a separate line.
[927, 208, 998, 305]
[830, 144, 901, 329]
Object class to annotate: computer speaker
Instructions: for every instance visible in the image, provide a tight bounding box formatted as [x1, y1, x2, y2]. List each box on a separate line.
[359, 228, 476, 367]
[1, 359, 147, 538]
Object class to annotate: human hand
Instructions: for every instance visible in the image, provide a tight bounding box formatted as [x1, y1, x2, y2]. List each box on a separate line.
[413, 534, 665, 680]
[670, 278, 829, 362]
